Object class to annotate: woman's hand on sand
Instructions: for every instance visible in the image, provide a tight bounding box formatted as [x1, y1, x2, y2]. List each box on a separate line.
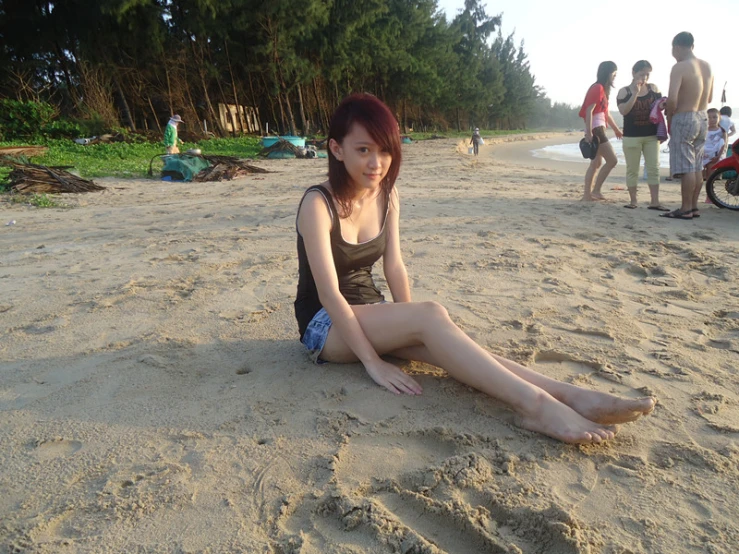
[365, 359, 423, 395]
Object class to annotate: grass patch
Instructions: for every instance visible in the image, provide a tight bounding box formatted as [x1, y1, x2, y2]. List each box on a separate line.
[0, 136, 262, 179]
[6, 193, 66, 208]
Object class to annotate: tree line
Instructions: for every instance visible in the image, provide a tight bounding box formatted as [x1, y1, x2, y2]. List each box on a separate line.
[0, 0, 581, 138]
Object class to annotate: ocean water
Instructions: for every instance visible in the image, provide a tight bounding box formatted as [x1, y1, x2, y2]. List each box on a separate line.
[532, 140, 671, 168]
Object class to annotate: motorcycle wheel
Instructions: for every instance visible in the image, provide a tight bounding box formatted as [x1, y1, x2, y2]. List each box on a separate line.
[705, 168, 739, 210]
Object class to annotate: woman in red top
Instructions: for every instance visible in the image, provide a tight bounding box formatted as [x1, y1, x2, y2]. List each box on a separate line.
[579, 61, 623, 200]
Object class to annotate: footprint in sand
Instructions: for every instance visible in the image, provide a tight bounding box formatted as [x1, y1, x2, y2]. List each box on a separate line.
[276, 430, 593, 553]
[32, 438, 83, 460]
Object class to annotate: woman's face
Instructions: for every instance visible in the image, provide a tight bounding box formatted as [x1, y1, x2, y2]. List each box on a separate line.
[634, 68, 650, 85]
[609, 71, 617, 87]
[330, 123, 392, 191]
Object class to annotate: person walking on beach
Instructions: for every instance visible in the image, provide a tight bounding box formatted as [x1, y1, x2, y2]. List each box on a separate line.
[295, 93, 656, 445]
[470, 127, 482, 156]
[661, 32, 713, 220]
[617, 60, 669, 210]
[579, 62, 623, 201]
[163, 115, 184, 154]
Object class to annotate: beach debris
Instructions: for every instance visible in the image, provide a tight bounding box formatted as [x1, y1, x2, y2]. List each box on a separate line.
[1, 161, 105, 194]
[73, 133, 126, 145]
[194, 155, 270, 182]
[0, 145, 49, 158]
[258, 137, 318, 159]
[147, 153, 270, 182]
[6, 220, 16, 226]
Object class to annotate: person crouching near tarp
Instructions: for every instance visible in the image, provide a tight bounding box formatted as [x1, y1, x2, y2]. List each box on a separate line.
[163, 115, 184, 154]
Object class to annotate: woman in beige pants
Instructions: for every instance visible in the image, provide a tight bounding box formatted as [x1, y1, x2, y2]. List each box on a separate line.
[616, 61, 668, 210]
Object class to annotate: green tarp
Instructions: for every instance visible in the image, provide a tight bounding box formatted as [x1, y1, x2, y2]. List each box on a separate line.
[161, 154, 211, 182]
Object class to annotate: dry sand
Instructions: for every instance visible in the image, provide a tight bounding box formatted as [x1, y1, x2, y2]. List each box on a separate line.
[1, 133, 738, 553]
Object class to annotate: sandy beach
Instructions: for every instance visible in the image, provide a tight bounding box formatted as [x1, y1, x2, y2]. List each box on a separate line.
[2, 134, 739, 553]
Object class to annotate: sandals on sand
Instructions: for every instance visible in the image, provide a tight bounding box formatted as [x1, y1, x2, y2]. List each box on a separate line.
[647, 205, 670, 211]
[660, 209, 693, 220]
[624, 204, 637, 209]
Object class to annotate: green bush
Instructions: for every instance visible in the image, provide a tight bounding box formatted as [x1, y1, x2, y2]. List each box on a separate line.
[43, 119, 83, 139]
[0, 100, 92, 140]
[0, 100, 57, 139]
[76, 111, 111, 137]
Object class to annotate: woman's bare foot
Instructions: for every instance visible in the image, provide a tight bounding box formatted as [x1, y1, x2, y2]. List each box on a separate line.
[514, 392, 618, 444]
[591, 193, 606, 200]
[581, 195, 596, 202]
[564, 390, 656, 425]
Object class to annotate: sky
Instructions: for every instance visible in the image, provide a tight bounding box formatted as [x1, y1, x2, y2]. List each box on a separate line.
[436, 0, 732, 110]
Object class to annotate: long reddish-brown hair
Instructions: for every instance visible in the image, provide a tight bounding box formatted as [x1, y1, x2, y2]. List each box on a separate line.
[328, 93, 402, 217]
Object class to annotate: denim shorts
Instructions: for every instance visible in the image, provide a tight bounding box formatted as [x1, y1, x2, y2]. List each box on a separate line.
[300, 301, 387, 364]
[300, 308, 332, 364]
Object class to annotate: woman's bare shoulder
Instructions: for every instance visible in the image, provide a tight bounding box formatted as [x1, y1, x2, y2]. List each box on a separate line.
[297, 183, 334, 233]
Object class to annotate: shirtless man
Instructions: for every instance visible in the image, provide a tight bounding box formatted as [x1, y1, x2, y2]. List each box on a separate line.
[661, 32, 714, 220]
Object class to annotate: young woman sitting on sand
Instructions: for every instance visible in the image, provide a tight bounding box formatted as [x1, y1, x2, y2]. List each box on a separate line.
[295, 93, 655, 444]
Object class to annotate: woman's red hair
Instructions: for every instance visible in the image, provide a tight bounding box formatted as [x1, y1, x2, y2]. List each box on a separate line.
[328, 93, 401, 217]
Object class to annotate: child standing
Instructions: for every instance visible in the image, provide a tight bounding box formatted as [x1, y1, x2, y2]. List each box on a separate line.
[702, 108, 727, 204]
[719, 106, 735, 139]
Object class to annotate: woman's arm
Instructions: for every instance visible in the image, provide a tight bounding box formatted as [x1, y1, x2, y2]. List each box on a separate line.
[299, 190, 421, 395]
[617, 85, 639, 116]
[298, 191, 383, 367]
[383, 188, 411, 303]
[606, 111, 623, 139]
[584, 104, 595, 141]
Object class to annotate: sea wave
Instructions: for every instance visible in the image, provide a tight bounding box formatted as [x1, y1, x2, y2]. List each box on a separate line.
[532, 140, 670, 167]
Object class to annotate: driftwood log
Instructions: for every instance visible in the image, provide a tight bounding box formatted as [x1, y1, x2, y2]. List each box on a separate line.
[0, 146, 49, 157]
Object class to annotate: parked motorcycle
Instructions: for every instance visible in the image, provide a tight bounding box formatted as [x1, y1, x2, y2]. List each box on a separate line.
[705, 138, 739, 209]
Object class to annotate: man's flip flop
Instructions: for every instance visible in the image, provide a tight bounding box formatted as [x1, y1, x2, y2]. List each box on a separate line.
[690, 209, 701, 218]
[648, 206, 670, 211]
[624, 204, 637, 209]
[660, 209, 693, 220]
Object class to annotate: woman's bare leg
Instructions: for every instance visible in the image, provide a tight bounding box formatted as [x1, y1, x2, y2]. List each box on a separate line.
[390, 345, 655, 425]
[583, 157, 602, 201]
[321, 302, 621, 444]
[592, 141, 618, 198]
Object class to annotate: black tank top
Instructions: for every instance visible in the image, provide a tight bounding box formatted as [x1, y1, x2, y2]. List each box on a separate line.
[294, 185, 388, 339]
[618, 86, 661, 137]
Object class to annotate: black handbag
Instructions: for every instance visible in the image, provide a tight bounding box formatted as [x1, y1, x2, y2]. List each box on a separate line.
[579, 135, 600, 159]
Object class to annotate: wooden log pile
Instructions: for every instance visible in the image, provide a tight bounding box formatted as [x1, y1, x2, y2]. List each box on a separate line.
[3, 162, 105, 194]
[193, 155, 270, 182]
